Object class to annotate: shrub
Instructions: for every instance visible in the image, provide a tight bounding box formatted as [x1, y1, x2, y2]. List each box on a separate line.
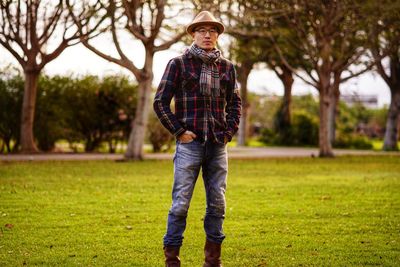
[333, 134, 373, 150]
[35, 75, 73, 151]
[98, 75, 137, 153]
[1, 73, 137, 153]
[290, 111, 319, 146]
[63, 75, 137, 152]
[260, 110, 319, 147]
[259, 127, 277, 145]
[0, 74, 23, 152]
[147, 112, 174, 152]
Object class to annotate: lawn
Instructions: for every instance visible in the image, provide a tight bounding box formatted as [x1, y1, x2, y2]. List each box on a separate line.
[0, 156, 399, 266]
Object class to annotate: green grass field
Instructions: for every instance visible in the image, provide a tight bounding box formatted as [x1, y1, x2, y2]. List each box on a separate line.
[1, 156, 399, 266]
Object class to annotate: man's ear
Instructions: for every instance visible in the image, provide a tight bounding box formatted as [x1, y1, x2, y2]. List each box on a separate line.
[190, 32, 195, 38]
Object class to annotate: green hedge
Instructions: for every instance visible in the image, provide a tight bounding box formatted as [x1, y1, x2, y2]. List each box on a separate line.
[0, 75, 24, 152]
[260, 110, 319, 146]
[259, 94, 378, 148]
[0, 74, 137, 153]
[333, 134, 373, 150]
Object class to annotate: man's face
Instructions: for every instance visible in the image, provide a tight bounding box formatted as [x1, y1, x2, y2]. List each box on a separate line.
[191, 25, 219, 51]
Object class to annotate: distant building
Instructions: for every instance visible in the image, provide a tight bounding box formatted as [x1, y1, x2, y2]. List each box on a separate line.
[340, 94, 378, 109]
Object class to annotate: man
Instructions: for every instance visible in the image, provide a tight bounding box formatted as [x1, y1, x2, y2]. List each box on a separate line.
[153, 11, 241, 267]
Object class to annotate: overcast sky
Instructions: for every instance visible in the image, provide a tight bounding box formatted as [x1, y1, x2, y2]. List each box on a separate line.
[0, 37, 391, 107]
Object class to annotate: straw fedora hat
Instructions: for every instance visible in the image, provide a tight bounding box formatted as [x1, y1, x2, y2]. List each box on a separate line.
[186, 11, 225, 35]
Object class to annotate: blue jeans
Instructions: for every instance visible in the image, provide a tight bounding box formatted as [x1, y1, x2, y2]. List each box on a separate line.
[163, 139, 228, 247]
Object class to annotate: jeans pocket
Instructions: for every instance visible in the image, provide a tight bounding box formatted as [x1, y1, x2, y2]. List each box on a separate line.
[179, 139, 194, 144]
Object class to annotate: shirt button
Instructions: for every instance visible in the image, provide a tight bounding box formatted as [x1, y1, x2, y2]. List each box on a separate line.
[206, 104, 210, 108]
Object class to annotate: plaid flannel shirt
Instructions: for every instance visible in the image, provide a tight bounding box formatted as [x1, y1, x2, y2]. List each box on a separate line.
[153, 50, 241, 144]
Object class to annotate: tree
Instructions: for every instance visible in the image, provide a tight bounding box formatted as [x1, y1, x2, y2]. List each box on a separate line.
[260, 18, 305, 144]
[221, 0, 308, 146]
[0, 0, 105, 153]
[219, 2, 268, 146]
[69, 0, 187, 160]
[366, 0, 400, 151]
[267, 0, 372, 157]
[228, 38, 255, 146]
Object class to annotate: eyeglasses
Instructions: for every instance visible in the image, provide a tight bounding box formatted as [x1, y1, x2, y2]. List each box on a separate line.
[195, 28, 218, 36]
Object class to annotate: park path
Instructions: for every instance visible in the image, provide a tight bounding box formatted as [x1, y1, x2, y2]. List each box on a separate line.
[0, 146, 398, 162]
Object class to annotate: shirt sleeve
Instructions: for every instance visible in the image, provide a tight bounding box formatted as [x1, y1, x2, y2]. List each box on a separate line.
[224, 64, 242, 141]
[153, 59, 186, 137]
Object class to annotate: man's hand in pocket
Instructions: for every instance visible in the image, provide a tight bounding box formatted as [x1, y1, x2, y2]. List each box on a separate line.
[178, 130, 197, 143]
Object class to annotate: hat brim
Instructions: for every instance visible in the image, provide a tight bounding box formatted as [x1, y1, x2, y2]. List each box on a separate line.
[186, 21, 225, 35]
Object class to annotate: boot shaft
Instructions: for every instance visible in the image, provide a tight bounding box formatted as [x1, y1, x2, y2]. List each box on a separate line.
[203, 239, 222, 267]
[164, 246, 181, 267]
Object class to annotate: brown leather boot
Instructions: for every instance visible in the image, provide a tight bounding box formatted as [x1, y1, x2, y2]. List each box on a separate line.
[163, 246, 181, 267]
[203, 239, 222, 267]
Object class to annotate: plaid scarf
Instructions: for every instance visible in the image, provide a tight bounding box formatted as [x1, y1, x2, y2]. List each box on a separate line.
[188, 44, 221, 97]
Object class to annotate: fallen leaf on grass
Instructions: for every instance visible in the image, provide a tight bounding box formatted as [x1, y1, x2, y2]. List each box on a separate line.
[5, 224, 14, 229]
[126, 225, 133, 230]
[320, 195, 331, 200]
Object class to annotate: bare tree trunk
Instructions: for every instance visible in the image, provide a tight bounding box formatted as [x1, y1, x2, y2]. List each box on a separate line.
[275, 65, 293, 141]
[20, 70, 40, 153]
[281, 66, 294, 127]
[383, 85, 400, 151]
[319, 94, 334, 157]
[318, 74, 334, 157]
[328, 81, 340, 144]
[125, 74, 153, 160]
[237, 60, 253, 146]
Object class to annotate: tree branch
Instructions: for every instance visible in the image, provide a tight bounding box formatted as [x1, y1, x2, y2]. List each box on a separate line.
[0, 38, 25, 67]
[154, 31, 185, 52]
[81, 39, 141, 78]
[38, 2, 63, 46]
[123, 0, 148, 43]
[29, 1, 40, 52]
[268, 32, 316, 87]
[150, 0, 165, 42]
[340, 62, 375, 83]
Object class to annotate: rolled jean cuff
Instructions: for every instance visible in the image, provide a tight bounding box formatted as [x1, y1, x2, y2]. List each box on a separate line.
[205, 235, 225, 244]
[163, 242, 182, 248]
